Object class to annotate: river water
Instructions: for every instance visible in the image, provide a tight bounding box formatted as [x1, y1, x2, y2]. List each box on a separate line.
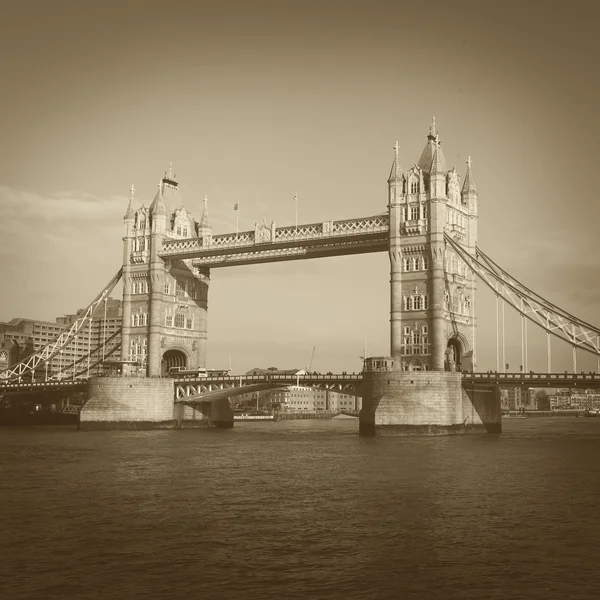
[1, 417, 599, 600]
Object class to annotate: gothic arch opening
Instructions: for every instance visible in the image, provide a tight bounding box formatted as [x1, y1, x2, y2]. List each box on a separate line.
[445, 338, 462, 372]
[409, 359, 424, 372]
[161, 349, 187, 376]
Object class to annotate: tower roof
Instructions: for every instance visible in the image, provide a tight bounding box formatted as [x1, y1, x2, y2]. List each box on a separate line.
[462, 156, 477, 194]
[388, 141, 403, 183]
[124, 184, 136, 220]
[417, 116, 447, 174]
[149, 181, 167, 216]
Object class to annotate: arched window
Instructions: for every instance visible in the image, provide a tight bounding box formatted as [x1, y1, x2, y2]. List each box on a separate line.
[138, 237, 145, 252]
[424, 295, 429, 310]
[451, 255, 457, 274]
[403, 258, 411, 272]
[411, 257, 418, 271]
[422, 256, 429, 270]
[142, 314, 148, 326]
[414, 296, 423, 310]
[132, 282, 138, 294]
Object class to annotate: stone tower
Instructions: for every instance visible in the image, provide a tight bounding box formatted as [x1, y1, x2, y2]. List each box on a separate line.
[388, 118, 478, 372]
[121, 169, 210, 376]
[358, 119, 499, 436]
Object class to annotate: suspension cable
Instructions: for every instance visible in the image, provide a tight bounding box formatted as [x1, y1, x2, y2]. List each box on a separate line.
[0, 269, 122, 381]
[445, 234, 600, 356]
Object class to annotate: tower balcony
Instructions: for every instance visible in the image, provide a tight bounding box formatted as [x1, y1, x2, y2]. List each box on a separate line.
[402, 219, 427, 235]
[130, 250, 149, 264]
[447, 223, 466, 242]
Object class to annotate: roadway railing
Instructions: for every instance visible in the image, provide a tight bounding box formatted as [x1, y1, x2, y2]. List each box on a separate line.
[462, 372, 600, 385]
[172, 373, 363, 384]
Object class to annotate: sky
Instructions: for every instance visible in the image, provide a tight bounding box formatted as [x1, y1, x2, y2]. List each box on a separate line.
[0, 0, 599, 373]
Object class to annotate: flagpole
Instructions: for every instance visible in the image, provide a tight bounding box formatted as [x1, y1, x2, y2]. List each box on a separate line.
[236, 204, 239, 236]
[294, 193, 298, 230]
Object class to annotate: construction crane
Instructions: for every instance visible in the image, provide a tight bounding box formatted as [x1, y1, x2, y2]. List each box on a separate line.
[308, 346, 316, 372]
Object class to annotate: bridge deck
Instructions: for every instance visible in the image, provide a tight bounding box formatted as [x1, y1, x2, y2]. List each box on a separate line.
[2, 372, 600, 395]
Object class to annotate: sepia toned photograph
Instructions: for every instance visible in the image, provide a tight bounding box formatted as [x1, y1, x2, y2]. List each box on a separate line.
[1, 1, 599, 599]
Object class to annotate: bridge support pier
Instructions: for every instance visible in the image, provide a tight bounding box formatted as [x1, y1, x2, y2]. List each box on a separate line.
[81, 377, 178, 430]
[359, 366, 501, 436]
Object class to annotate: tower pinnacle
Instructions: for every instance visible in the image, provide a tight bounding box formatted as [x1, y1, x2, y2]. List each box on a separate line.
[429, 115, 437, 139]
[430, 135, 446, 174]
[150, 179, 167, 215]
[200, 194, 210, 229]
[388, 141, 403, 183]
[462, 156, 477, 194]
[124, 183, 136, 220]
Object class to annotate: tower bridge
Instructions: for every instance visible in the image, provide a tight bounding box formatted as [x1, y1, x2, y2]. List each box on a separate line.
[2, 119, 600, 433]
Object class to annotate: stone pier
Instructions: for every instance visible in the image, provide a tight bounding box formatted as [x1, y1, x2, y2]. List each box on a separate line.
[81, 376, 179, 429]
[359, 358, 501, 435]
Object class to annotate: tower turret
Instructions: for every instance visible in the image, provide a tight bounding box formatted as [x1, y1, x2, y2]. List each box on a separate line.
[120, 184, 137, 366]
[149, 181, 167, 233]
[124, 184, 136, 222]
[199, 195, 211, 235]
[429, 135, 446, 198]
[461, 156, 477, 211]
[388, 141, 404, 204]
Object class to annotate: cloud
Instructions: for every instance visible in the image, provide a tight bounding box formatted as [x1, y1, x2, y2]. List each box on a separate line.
[0, 186, 124, 320]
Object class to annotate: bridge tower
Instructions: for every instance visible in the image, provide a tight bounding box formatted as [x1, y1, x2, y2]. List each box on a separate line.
[360, 119, 499, 435]
[388, 118, 478, 373]
[120, 169, 210, 377]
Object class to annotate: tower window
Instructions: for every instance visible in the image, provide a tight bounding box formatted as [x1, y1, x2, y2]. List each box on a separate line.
[183, 227, 188, 237]
[177, 226, 182, 236]
[410, 206, 419, 220]
[175, 314, 185, 328]
[165, 315, 173, 327]
[410, 181, 419, 194]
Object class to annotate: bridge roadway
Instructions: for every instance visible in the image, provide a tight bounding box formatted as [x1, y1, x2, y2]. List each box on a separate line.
[2, 372, 600, 398]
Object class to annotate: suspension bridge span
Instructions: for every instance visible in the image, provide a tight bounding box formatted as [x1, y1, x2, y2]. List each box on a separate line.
[2, 120, 599, 433]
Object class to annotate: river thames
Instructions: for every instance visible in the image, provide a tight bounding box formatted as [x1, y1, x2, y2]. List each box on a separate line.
[1, 417, 598, 600]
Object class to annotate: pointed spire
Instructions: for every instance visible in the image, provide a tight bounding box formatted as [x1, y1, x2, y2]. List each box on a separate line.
[430, 134, 446, 174]
[462, 156, 477, 194]
[124, 184, 136, 220]
[200, 194, 210, 229]
[150, 180, 167, 216]
[418, 118, 445, 173]
[429, 115, 437, 139]
[388, 140, 403, 183]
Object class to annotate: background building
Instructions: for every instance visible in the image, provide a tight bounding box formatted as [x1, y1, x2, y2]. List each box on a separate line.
[0, 298, 122, 379]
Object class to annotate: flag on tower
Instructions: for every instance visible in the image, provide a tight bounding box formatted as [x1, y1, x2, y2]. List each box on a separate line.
[233, 203, 239, 211]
